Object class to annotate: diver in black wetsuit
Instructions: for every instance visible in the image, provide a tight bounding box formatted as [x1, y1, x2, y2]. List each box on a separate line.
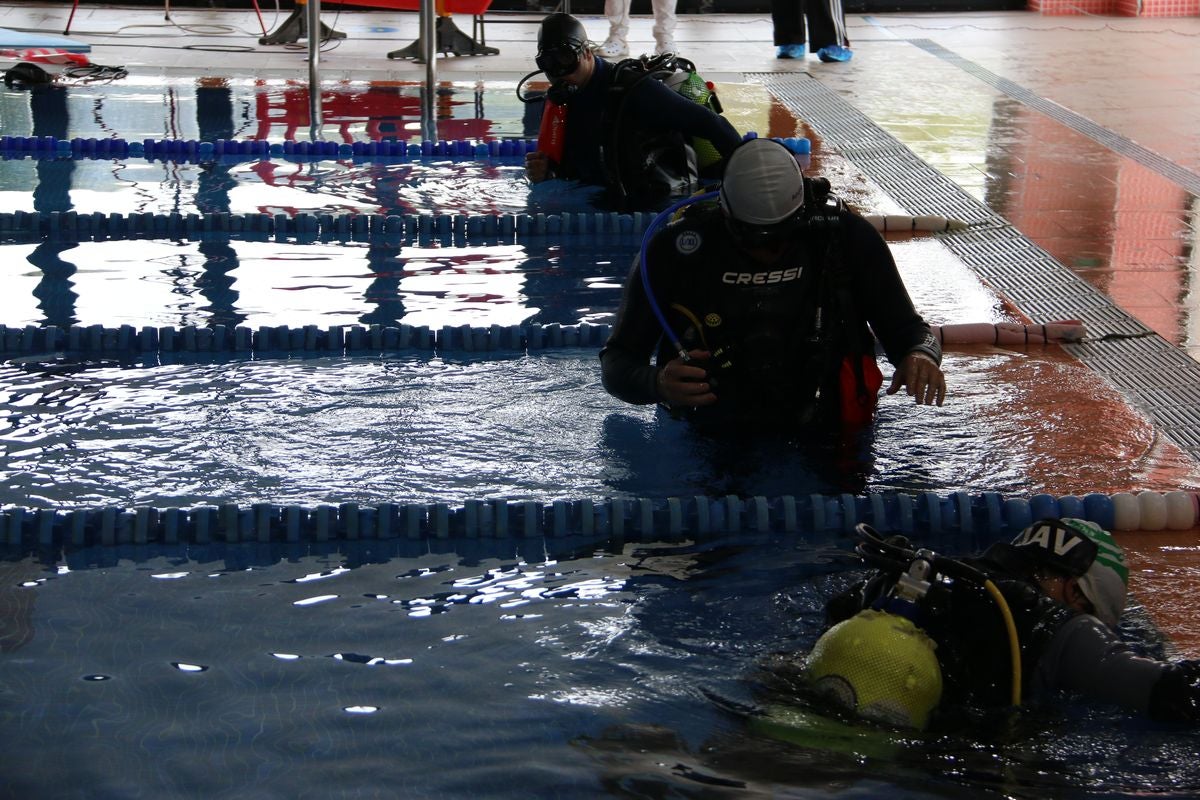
[523, 13, 741, 209]
[599, 137, 946, 432]
[813, 519, 1200, 728]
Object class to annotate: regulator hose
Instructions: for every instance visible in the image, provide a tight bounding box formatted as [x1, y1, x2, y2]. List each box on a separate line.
[852, 523, 1022, 707]
[638, 190, 719, 360]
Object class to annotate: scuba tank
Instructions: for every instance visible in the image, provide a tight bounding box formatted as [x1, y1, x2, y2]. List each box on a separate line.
[807, 524, 1023, 730]
[659, 64, 724, 171]
[605, 53, 728, 206]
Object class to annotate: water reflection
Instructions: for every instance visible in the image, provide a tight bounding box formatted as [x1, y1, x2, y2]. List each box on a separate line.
[0, 80, 532, 221]
[194, 81, 247, 329]
[0, 79, 637, 330]
[2, 238, 635, 330]
[599, 411, 870, 499]
[29, 242, 79, 327]
[985, 98, 1199, 350]
[250, 81, 495, 145]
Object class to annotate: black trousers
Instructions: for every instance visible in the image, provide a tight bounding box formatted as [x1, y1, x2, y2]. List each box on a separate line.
[770, 0, 849, 50]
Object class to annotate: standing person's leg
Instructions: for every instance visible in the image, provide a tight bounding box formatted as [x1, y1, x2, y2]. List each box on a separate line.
[652, 0, 678, 55]
[771, 0, 807, 59]
[595, 0, 631, 59]
[807, 0, 852, 61]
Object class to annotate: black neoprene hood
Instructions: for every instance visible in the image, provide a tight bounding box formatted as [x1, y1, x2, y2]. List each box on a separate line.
[537, 13, 587, 53]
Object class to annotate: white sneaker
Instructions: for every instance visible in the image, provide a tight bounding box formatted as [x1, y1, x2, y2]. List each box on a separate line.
[593, 38, 628, 59]
[655, 38, 679, 55]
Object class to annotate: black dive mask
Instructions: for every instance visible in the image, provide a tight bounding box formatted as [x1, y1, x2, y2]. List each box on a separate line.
[725, 211, 806, 251]
[536, 44, 583, 80]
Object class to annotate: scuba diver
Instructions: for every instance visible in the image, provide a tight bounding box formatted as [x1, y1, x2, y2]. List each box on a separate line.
[519, 12, 742, 210]
[807, 518, 1200, 730]
[599, 136, 946, 434]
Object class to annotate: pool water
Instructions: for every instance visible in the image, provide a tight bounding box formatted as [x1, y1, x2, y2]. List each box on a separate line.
[0, 237, 627, 330]
[2, 79, 1199, 799]
[1, 347, 1196, 511]
[4, 534, 1198, 799]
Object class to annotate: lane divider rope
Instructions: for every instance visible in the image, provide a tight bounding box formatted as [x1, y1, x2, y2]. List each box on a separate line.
[0, 490, 1194, 551]
[0, 322, 612, 355]
[0, 135, 538, 162]
[0, 209, 654, 244]
[0, 209, 973, 245]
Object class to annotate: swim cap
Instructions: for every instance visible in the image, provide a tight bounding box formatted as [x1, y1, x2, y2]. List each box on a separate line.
[807, 609, 943, 730]
[718, 138, 805, 226]
[1011, 517, 1129, 627]
[537, 13, 588, 53]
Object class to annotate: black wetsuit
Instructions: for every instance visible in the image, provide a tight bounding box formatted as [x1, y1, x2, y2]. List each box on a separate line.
[827, 542, 1200, 722]
[546, 57, 741, 204]
[599, 200, 938, 430]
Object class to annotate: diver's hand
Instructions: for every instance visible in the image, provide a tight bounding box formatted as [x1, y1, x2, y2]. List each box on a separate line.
[886, 351, 946, 406]
[656, 350, 718, 408]
[525, 151, 552, 183]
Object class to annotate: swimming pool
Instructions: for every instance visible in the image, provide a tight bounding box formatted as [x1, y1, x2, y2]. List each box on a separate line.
[2, 78, 1199, 798]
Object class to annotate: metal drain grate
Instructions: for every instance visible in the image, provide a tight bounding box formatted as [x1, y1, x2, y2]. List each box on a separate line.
[753, 72, 1200, 464]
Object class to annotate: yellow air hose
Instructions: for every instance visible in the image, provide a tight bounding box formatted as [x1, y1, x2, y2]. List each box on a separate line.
[982, 578, 1022, 706]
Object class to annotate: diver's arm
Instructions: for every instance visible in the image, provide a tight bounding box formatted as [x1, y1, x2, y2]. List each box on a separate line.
[844, 212, 939, 367]
[1036, 613, 1171, 716]
[1148, 661, 1200, 723]
[600, 258, 665, 405]
[842, 212, 945, 404]
[628, 79, 742, 158]
[601, 245, 718, 407]
[525, 150, 555, 183]
[887, 349, 946, 406]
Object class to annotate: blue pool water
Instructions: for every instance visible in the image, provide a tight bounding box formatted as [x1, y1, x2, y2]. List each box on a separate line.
[5, 535, 1199, 799]
[2, 80, 1199, 799]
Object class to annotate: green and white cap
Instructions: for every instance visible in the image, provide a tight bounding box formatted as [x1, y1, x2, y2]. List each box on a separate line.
[1011, 517, 1129, 628]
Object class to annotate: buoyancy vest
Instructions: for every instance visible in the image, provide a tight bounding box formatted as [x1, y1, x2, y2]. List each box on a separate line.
[830, 562, 1075, 708]
[603, 54, 726, 209]
[652, 198, 881, 429]
[537, 97, 568, 165]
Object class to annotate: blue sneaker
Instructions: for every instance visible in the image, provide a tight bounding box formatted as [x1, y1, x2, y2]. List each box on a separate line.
[817, 44, 852, 62]
[775, 44, 807, 59]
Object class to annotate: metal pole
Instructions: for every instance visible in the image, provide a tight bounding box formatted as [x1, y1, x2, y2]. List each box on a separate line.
[420, 0, 436, 143]
[307, 0, 323, 138]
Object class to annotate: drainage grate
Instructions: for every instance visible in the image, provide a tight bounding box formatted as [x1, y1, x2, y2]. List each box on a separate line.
[754, 72, 1200, 464]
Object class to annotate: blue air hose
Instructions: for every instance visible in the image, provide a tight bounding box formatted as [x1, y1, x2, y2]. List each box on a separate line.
[638, 190, 719, 360]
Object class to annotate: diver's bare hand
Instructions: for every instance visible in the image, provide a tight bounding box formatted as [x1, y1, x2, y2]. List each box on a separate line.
[886, 352, 946, 406]
[525, 151, 551, 183]
[656, 350, 718, 408]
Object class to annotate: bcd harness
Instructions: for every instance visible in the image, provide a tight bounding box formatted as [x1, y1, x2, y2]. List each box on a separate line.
[521, 54, 727, 208]
[603, 54, 725, 208]
[663, 184, 883, 429]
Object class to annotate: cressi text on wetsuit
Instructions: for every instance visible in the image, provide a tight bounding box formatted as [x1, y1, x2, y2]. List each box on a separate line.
[599, 200, 939, 429]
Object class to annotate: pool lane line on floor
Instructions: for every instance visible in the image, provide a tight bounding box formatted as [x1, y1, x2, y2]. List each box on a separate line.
[756, 71, 1200, 467]
[908, 39, 1200, 199]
